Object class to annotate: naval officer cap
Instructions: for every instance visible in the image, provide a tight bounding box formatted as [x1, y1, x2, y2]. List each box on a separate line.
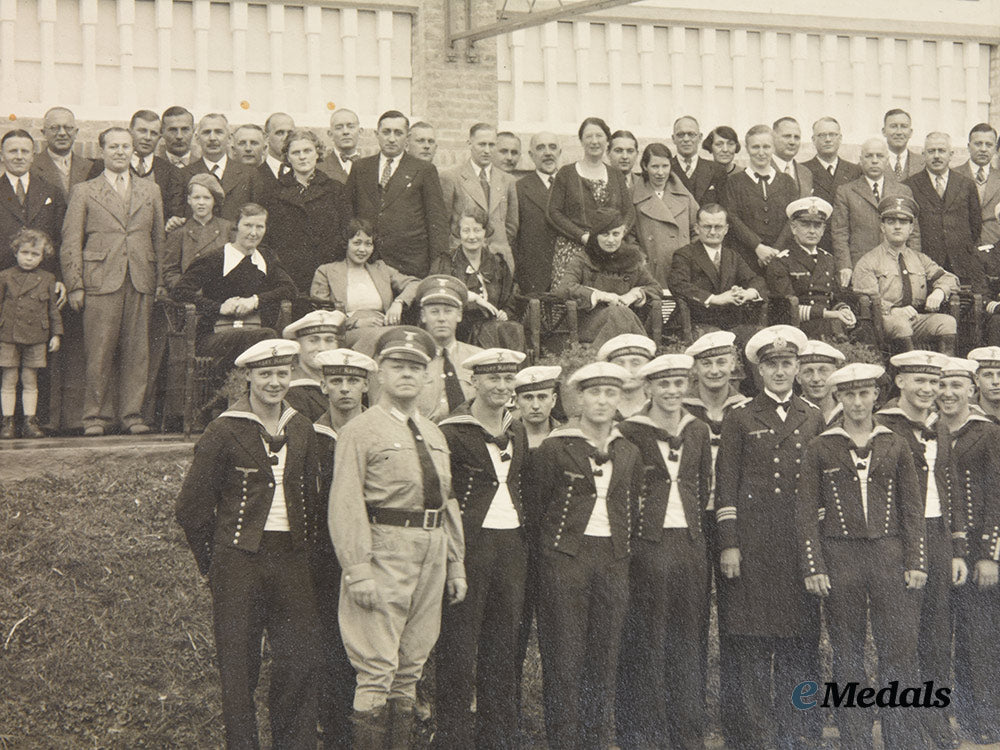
[826, 363, 885, 391]
[463, 348, 527, 374]
[798, 339, 846, 366]
[513, 365, 562, 394]
[567, 362, 632, 390]
[940, 357, 978, 380]
[314, 348, 377, 378]
[968, 346, 1000, 370]
[373, 326, 436, 365]
[282, 309, 347, 339]
[637, 353, 694, 380]
[889, 349, 947, 374]
[597, 333, 657, 362]
[685, 330, 737, 360]
[786, 196, 833, 222]
[416, 274, 468, 308]
[745, 325, 808, 365]
[234, 339, 300, 369]
[879, 195, 919, 221]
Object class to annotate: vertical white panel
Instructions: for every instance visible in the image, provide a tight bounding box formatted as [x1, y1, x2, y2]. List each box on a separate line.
[669, 26, 686, 115]
[791, 32, 808, 121]
[878, 37, 895, 117]
[574, 22, 591, 121]
[341, 9, 359, 110]
[80, 0, 99, 108]
[0, 0, 13, 108]
[155, 0, 173, 105]
[304, 6, 322, 113]
[821, 34, 838, 118]
[907, 39, 924, 129]
[376, 11, 394, 113]
[542, 22, 560, 127]
[701, 28, 717, 128]
[511, 29, 526, 123]
[963, 42, 980, 131]
[38, 0, 57, 104]
[267, 4, 286, 111]
[850, 36, 867, 137]
[231, 1, 248, 113]
[731, 30, 747, 133]
[936, 41, 954, 134]
[192, 0, 211, 112]
[117, 0, 136, 112]
[638, 25, 655, 130]
[762, 31, 777, 119]
[607, 23, 623, 122]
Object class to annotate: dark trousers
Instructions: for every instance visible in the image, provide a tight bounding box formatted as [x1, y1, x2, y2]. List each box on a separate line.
[952, 565, 1000, 740]
[918, 517, 955, 740]
[723, 633, 822, 750]
[616, 530, 708, 750]
[514, 543, 540, 715]
[311, 548, 356, 749]
[536, 537, 629, 750]
[209, 533, 321, 750]
[824, 537, 923, 750]
[435, 528, 528, 749]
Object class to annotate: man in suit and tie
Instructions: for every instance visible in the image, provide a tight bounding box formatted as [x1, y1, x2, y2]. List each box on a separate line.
[494, 132, 523, 174]
[832, 138, 922, 285]
[672, 116, 724, 207]
[956, 123, 1000, 246]
[30, 107, 93, 201]
[345, 110, 450, 278]
[61, 127, 165, 436]
[233, 124, 265, 167]
[160, 106, 196, 169]
[256, 113, 294, 197]
[407, 121, 438, 164]
[771, 117, 813, 199]
[905, 132, 982, 273]
[883, 109, 925, 182]
[181, 114, 261, 226]
[805, 117, 862, 250]
[440, 123, 519, 271]
[669, 203, 765, 336]
[514, 132, 561, 294]
[318, 108, 361, 184]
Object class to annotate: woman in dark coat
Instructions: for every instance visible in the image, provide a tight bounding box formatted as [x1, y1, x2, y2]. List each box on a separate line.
[546, 117, 636, 286]
[264, 128, 351, 292]
[553, 207, 660, 348]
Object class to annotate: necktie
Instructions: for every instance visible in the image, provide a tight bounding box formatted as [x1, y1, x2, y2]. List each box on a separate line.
[872, 181, 880, 203]
[407, 417, 444, 509]
[935, 175, 946, 198]
[479, 167, 491, 206]
[259, 426, 287, 464]
[440, 348, 465, 412]
[894, 157, 904, 180]
[755, 172, 768, 200]
[827, 164, 835, 178]
[684, 157, 694, 177]
[115, 174, 128, 203]
[785, 162, 794, 177]
[897, 252, 913, 307]
[14, 178, 25, 206]
[343, 152, 357, 162]
[485, 431, 510, 451]
[210, 163, 220, 178]
[380, 157, 394, 189]
[852, 444, 872, 461]
[591, 449, 611, 476]
[977, 166, 987, 186]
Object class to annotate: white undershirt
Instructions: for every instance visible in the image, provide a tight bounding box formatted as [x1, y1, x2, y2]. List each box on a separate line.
[850, 449, 870, 525]
[263, 443, 290, 531]
[918, 433, 942, 518]
[345, 265, 384, 314]
[656, 442, 688, 528]
[583, 456, 613, 536]
[480, 442, 520, 529]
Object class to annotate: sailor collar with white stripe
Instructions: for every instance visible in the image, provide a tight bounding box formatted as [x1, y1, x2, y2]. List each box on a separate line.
[438, 407, 515, 434]
[683, 391, 749, 411]
[819, 424, 894, 441]
[877, 406, 938, 428]
[313, 422, 337, 440]
[548, 423, 625, 450]
[218, 404, 298, 433]
[623, 410, 698, 436]
[223, 243, 267, 276]
[944, 410, 994, 434]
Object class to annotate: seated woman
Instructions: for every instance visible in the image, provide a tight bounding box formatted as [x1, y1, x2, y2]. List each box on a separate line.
[553, 207, 660, 348]
[310, 217, 419, 350]
[172, 202, 296, 376]
[446, 207, 525, 350]
[162, 173, 233, 289]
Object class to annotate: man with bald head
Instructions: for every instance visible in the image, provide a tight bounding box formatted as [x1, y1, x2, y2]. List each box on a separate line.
[30, 107, 93, 200]
[318, 108, 361, 184]
[406, 121, 438, 163]
[832, 138, 922, 284]
[905, 132, 982, 271]
[671, 115, 724, 206]
[514, 132, 561, 293]
[182, 113, 261, 224]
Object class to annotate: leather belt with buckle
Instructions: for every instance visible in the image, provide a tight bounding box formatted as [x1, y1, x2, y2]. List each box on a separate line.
[367, 507, 444, 529]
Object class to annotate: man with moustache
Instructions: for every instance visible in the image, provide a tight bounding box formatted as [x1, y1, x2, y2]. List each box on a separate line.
[832, 138, 922, 285]
[935, 356, 1000, 746]
[795, 339, 846, 425]
[514, 132, 561, 293]
[407, 122, 438, 163]
[160, 105, 196, 168]
[671, 116, 724, 207]
[182, 113, 262, 225]
[771, 117, 813, 199]
[883, 109, 925, 182]
[969, 346, 1000, 422]
[252, 113, 294, 198]
[318, 108, 362, 184]
[30, 107, 93, 200]
[233, 124, 266, 167]
[609, 130, 640, 190]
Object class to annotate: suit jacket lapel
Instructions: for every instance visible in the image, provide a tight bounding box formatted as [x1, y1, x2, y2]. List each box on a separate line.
[96, 179, 128, 227]
[523, 173, 549, 211]
[229, 421, 275, 475]
[24, 181, 50, 223]
[606, 437, 631, 503]
[381, 159, 412, 207]
[0, 179, 26, 224]
[982, 172, 1000, 210]
[562, 438, 597, 491]
[461, 163, 488, 210]
[775, 399, 808, 442]
[853, 179, 877, 208]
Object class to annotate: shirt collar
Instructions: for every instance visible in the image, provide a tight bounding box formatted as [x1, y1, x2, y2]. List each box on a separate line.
[131, 153, 154, 174]
[746, 166, 776, 182]
[865, 175, 883, 191]
[927, 168, 949, 183]
[103, 169, 130, 189]
[203, 153, 228, 174]
[222, 242, 267, 276]
[265, 153, 284, 179]
[680, 153, 698, 167]
[472, 161, 491, 181]
[817, 156, 839, 171]
[536, 170, 553, 187]
[5, 172, 28, 192]
[624, 410, 697, 435]
[48, 149, 71, 169]
[796, 242, 819, 256]
[773, 156, 793, 172]
[764, 388, 792, 405]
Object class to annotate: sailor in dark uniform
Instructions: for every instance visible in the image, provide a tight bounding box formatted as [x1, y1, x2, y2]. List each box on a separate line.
[281, 309, 346, 421]
[435, 348, 530, 749]
[596, 333, 657, 419]
[615, 353, 711, 750]
[876, 350, 968, 749]
[715, 324, 825, 750]
[526, 361, 643, 750]
[796, 362, 927, 750]
[796, 339, 846, 425]
[175, 338, 322, 750]
[968, 346, 1000, 423]
[310, 347, 375, 748]
[936, 356, 1000, 745]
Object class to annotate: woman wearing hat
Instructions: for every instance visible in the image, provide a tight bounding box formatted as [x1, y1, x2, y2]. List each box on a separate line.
[162, 172, 232, 289]
[553, 207, 660, 347]
[546, 117, 636, 286]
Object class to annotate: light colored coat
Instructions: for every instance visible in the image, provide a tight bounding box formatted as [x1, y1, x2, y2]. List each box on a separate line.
[955, 160, 1000, 245]
[630, 175, 698, 285]
[440, 161, 519, 269]
[831, 176, 921, 271]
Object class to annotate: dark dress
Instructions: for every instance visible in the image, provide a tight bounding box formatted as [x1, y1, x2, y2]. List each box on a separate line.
[447, 247, 525, 350]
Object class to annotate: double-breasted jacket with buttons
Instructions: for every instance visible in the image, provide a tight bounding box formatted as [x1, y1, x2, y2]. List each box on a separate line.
[0, 266, 63, 345]
[948, 413, 1000, 563]
[438, 405, 529, 547]
[795, 426, 927, 579]
[875, 407, 968, 558]
[175, 400, 322, 575]
[618, 412, 711, 543]
[715, 393, 825, 637]
[526, 426, 642, 560]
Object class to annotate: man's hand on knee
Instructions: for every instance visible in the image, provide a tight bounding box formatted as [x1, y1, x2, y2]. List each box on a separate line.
[348, 579, 382, 610]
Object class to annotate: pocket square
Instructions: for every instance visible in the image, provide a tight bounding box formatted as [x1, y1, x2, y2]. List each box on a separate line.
[44, 197, 52, 205]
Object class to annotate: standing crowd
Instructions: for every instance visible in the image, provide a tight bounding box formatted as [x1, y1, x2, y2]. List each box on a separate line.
[3, 100, 1000, 749]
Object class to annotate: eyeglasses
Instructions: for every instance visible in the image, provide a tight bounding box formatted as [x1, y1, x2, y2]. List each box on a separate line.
[45, 125, 77, 133]
[697, 223, 727, 233]
[674, 131, 699, 139]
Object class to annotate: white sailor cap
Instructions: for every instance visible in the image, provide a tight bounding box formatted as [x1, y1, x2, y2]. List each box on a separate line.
[513, 365, 562, 394]
[940, 357, 978, 380]
[786, 196, 833, 222]
[968, 346, 1000, 370]
[234, 339, 300, 369]
[462, 348, 527, 374]
[826, 363, 885, 391]
[597, 334, 657, 362]
[889, 349, 947, 374]
[281, 309, 347, 339]
[314, 348, 377, 378]
[798, 339, 846, 365]
[567, 362, 631, 390]
[745, 325, 808, 364]
[685, 330, 737, 359]
[637, 353, 694, 380]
